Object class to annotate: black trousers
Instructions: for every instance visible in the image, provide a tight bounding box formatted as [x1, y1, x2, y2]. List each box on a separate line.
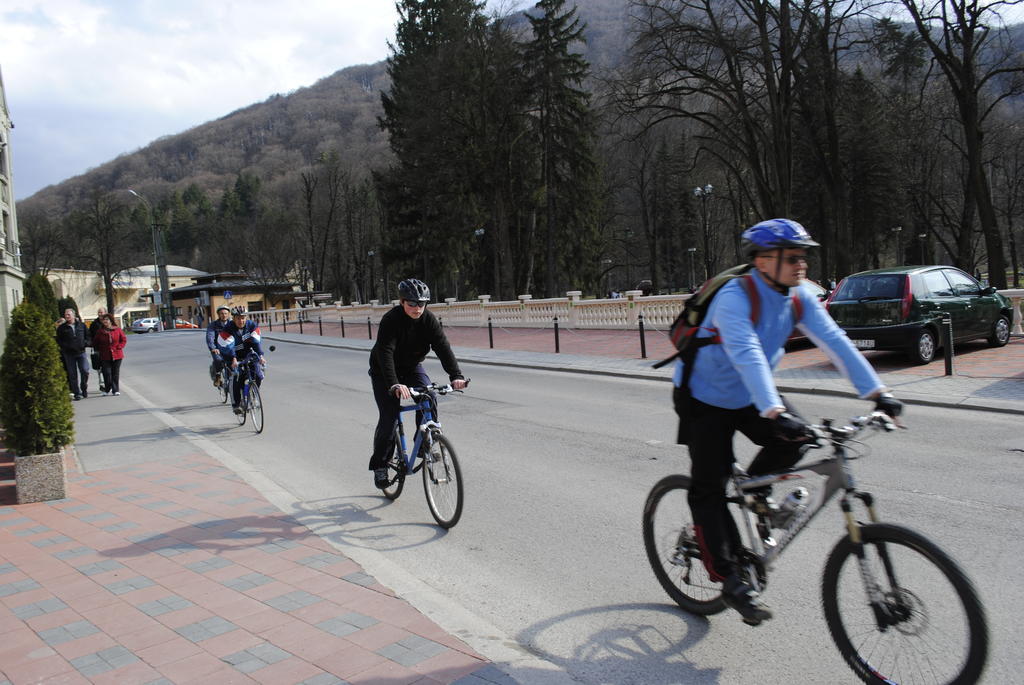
[100, 359, 122, 393]
[679, 392, 805, 582]
[61, 351, 89, 395]
[368, 366, 433, 470]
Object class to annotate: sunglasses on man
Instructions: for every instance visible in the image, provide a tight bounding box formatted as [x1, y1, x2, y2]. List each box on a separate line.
[403, 300, 427, 308]
[760, 254, 809, 265]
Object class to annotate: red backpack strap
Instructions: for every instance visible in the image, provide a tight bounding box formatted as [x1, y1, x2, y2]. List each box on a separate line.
[791, 293, 803, 323]
[741, 274, 760, 325]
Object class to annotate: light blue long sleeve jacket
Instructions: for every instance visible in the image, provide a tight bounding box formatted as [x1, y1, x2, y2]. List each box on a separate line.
[673, 270, 885, 414]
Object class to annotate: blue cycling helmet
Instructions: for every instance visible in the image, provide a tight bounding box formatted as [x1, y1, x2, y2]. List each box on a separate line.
[397, 278, 431, 302]
[740, 218, 819, 259]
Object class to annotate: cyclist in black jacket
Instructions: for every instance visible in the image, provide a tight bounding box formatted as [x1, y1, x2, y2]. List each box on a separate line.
[368, 278, 466, 489]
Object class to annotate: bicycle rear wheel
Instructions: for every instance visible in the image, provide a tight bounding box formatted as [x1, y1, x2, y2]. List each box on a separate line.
[822, 522, 988, 685]
[421, 433, 463, 529]
[642, 475, 726, 615]
[382, 426, 405, 500]
[248, 383, 264, 433]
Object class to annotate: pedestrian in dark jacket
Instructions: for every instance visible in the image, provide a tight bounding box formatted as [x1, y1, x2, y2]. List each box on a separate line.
[91, 314, 127, 395]
[88, 307, 107, 392]
[55, 308, 90, 400]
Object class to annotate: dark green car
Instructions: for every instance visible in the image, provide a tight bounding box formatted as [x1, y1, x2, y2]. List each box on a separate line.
[825, 266, 1013, 364]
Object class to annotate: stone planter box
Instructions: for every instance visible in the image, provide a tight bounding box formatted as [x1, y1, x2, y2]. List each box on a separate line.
[15, 448, 67, 503]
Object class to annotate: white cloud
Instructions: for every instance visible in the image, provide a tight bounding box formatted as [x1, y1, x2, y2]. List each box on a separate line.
[3, 0, 400, 198]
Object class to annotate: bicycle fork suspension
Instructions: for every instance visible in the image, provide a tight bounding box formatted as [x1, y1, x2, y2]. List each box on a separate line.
[843, 494, 902, 630]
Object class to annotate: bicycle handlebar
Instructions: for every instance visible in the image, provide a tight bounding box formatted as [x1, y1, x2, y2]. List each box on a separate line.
[809, 412, 899, 444]
[408, 379, 470, 399]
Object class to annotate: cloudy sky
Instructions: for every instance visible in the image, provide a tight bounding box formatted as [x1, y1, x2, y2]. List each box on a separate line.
[2, 0, 412, 200]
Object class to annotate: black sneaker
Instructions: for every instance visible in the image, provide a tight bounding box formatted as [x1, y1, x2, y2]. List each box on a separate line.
[81, 390, 88, 398]
[373, 468, 389, 489]
[73, 395, 82, 401]
[232, 405, 243, 415]
[721, 574, 773, 626]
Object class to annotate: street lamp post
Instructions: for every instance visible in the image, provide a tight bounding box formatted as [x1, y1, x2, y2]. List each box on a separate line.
[367, 250, 376, 302]
[687, 247, 697, 292]
[892, 226, 903, 266]
[693, 184, 713, 283]
[918, 233, 928, 264]
[128, 189, 173, 331]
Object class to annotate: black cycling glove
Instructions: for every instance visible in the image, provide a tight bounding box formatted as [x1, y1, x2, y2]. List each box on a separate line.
[873, 392, 903, 418]
[774, 412, 812, 441]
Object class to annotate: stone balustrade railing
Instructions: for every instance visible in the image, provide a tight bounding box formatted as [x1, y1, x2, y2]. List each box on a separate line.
[249, 287, 1024, 335]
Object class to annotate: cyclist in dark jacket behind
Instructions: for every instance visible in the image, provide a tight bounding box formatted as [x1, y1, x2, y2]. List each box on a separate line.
[368, 278, 466, 489]
[55, 308, 90, 400]
[217, 306, 266, 414]
[206, 305, 231, 388]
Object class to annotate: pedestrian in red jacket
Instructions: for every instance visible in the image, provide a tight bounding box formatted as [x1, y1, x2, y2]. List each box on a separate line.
[91, 314, 127, 396]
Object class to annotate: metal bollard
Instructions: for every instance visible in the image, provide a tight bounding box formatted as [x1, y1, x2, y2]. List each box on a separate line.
[488, 317, 494, 349]
[941, 315, 954, 376]
[282, 317, 287, 333]
[367, 317, 372, 340]
[340, 316, 345, 338]
[554, 316, 560, 353]
[298, 317, 303, 334]
[638, 313, 647, 359]
[268, 317, 273, 332]
[318, 317, 323, 336]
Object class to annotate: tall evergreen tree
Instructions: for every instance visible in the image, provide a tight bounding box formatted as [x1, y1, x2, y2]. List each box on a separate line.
[377, 0, 488, 293]
[23, 273, 60, 320]
[524, 0, 602, 296]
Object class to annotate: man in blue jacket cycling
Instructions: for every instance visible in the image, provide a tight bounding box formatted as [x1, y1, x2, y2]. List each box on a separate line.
[218, 306, 266, 414]
[675, 218, 903, 626]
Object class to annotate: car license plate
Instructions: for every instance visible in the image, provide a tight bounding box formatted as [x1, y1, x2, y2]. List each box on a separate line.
[852, 339, 875, 349]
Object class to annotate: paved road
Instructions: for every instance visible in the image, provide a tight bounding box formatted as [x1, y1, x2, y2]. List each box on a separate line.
[91, 332, 1023, 684]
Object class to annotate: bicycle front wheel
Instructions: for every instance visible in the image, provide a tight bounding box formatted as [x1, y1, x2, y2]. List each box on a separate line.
[219, 377, 229, 404]
[382, 426, 405, 500]
[642, 475, 726, 615]
[421, 433, 463, 529]
[248, 383, 264, 433]
[236, 380, 248, 425]
[822, 522, 988, 685]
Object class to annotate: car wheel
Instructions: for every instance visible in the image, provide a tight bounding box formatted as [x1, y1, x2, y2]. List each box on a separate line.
[987, 315, 1011, 347]
[908, 328, 937, 365]
[148, 327, 156, 333]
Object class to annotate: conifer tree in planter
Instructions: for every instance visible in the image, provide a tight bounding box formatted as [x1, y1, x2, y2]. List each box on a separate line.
[24, 273, 60, 319]
[0, 301, 75, 502]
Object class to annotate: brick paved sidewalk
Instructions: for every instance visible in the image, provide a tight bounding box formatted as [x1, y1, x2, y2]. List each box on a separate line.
[0, 448, 503, 685]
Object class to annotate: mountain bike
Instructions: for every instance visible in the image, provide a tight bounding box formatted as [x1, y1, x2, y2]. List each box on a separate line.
[228, 350, 265, 434]
[643, 412, 988, 684]
[380, 382, 465, 529]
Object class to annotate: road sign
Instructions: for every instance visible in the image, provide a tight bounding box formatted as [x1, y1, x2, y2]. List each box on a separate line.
[224, 290, 233, 300]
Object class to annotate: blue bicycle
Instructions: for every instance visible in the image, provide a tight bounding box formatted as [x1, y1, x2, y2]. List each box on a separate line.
[381, 382, 465, 529]
[227, 349, 267, 434]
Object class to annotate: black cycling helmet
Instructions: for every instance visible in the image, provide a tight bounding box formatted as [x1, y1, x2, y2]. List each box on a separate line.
[740, 218, 819, 260]
[216, 305, 230, 314]
[397, 278, 431, 303]
[229, 306, 247, 316]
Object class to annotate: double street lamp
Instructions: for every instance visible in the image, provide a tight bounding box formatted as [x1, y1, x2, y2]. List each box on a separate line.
[128, 189, 173, 331]
[693, 184, 713, 287]
[892, 225, 903, 266]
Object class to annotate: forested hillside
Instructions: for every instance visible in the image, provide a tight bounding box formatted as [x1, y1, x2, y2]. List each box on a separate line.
[18, 0, 1024, 305]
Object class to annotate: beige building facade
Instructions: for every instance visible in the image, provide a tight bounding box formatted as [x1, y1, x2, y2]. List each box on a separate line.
[0, 65, 26, 350]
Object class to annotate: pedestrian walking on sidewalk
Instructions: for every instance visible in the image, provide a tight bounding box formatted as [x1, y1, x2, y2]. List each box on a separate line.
[92, 313, 127, 396]
[55, 308, 90, 400]
[88, 307, 108, 392]
[367, 278, 467, 490]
